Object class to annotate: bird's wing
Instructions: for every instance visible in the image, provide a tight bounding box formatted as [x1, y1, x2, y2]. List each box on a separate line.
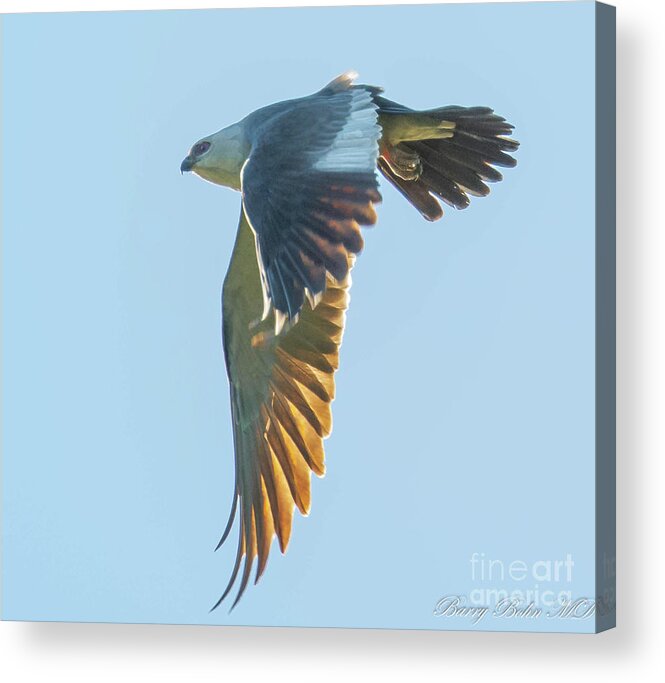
[215, 209, 352, 609]
[241, 74, 381, 335]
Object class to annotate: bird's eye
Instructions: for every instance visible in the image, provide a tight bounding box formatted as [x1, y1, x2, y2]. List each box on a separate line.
[193, 141, 211, 156]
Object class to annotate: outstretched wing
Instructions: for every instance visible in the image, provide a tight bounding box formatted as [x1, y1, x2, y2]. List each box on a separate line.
[214, 210, 352, 609]
[241, 73, 381, 335]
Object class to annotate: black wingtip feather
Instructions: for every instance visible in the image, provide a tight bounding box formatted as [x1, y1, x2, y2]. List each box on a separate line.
[211, 527, 245, 611]
[215, 492, 239, 551]
[231, 553, 254, 610]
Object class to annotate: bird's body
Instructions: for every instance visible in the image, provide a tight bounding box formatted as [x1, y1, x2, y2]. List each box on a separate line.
[181, 72, 519, 608]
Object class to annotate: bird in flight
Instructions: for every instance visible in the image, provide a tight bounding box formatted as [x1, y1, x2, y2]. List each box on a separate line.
[180, 71, 519, 609]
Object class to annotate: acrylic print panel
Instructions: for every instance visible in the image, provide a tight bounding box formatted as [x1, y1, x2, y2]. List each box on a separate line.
[1, 2, 615, 632]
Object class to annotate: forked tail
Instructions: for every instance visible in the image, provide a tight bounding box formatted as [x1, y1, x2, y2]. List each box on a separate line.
[374, 94, 519, 221]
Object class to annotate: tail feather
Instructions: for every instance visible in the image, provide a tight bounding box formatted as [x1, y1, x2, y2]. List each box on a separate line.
[420, 164, 471, 210]
[375, 97, 519, 220]
[377, 157, 444, 221]
[415, 142, 491, 197]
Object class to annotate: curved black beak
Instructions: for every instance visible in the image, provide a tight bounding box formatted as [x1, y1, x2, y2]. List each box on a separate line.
[180, 156, 194, 174]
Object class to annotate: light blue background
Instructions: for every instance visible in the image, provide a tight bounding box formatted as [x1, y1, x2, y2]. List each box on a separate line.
[2, 2, 597, 632]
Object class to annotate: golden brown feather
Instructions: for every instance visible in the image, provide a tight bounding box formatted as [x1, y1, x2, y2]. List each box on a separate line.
[214, 210, 356, 609]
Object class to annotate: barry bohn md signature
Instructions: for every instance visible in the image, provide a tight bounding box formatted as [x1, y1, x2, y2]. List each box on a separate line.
[432, 595, 598, 625]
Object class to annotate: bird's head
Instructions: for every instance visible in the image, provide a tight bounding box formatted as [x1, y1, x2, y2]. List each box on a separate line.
[180, 122, 250, 191]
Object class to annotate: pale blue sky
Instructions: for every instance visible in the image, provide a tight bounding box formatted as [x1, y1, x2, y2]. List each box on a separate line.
[3, 2, 598, 631]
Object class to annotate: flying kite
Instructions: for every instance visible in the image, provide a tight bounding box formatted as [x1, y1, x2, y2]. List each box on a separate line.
[180, 72, 519, 609]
